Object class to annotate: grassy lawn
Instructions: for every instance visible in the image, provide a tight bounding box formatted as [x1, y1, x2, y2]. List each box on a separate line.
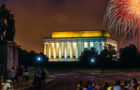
[75, 68, 140, 73]
[47, 67, 140, 73]
[46, 62, 140, 73]
[74, 69, 125, 73]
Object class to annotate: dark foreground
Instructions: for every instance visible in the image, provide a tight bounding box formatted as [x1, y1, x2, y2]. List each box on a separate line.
[26, 71, 140, 90]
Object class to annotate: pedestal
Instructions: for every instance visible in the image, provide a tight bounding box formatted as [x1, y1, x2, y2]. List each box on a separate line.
[0, 41, 19, 71]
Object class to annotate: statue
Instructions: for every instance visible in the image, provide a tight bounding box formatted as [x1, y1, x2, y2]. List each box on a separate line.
[0, 4, 15, 41]
[0, 17, 6, 41]
[0, 5, 18, 82]
[5, 14, 15, 41]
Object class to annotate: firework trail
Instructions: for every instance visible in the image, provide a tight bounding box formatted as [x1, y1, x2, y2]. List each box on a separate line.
[104, 0, 140, 52]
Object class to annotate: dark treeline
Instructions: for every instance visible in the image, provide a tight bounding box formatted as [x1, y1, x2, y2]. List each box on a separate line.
[19, 44, 140, 69]
[79, 44, 140, 68]
[79, 44, 118, 68]
[119, 45, 140, 68]
[47, 44, 140, 69]
[18, 48, 48, 68]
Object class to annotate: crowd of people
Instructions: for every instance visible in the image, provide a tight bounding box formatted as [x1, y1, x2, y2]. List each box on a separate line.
[0, 66, 46, 90]
[77, 78, 140, 90]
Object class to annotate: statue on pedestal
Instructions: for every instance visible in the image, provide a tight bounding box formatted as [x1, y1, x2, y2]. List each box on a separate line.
[0, 5, 18, 81]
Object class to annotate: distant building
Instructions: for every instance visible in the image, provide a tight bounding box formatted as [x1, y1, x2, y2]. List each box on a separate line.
[44, 30, 118, 62]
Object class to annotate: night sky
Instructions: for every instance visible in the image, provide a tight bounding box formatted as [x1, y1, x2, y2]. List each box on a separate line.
[0, 0, 136, 52]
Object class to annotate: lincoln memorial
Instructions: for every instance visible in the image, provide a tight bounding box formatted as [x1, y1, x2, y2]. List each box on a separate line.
[44, 30, 118, 62]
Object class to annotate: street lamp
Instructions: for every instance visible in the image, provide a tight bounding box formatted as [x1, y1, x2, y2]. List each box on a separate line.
[91, 58, 95, 64]
[37, 57, 41, 61]
[36, 56, 42, 67]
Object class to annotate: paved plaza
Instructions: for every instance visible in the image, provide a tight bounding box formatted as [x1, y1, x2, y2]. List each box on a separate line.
[26, 71, 140, 90]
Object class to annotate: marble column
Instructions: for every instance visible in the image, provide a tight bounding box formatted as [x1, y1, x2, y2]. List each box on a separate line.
[70, 42, 73, 58]
[64, 42, 67, 59]
[90, 42, 94, 48]
[101, 41, 105, 50]
[94, 41, 98, 53]
[93, 42, 95, 48]
[44, 43, 47, 55]
[82, 42, 85, 51]
[76, 42, 78, 59]
[88, 42, 90, 50]
[49, 43, 51, 58]
[98, 42, 101, 54]
[77, 42, 82, 58]
[79, 42, 82, 56]
[52, 43, 56, 59]
[56, 43, 58, 58]
[61, 42, 64, 58]
[59, 43, 62, 58]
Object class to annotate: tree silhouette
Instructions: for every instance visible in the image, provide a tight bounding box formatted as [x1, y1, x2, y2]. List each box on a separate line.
[18, 48, 48, 67]
[99, 44, 118, 68]
[119, 45, 140, 68]
[79, 47, 98, 67]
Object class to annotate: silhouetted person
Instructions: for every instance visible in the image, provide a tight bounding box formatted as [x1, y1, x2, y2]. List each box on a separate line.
[103, 82, 109, 90]
[77, 81, 83, 90]
[41, 69, 46, 84]
[33, 68, 42, 88]
[23, 67, 30, 87]
[16, 66, 24, 87]
[114, 81, 121, 90]
[132, 77, 137, 84]
[33, 68, 38, 85]
[9, 67, 16, 86]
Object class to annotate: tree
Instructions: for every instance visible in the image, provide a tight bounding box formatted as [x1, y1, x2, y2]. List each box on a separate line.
[119, 45, 140, 68]
[79, 47, 98, 67]
[18, 48, 48, 67]
[99, 44, 118, 68]
[38, 52, 49, 67]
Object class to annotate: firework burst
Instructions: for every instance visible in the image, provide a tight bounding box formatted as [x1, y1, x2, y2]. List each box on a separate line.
[104, 0, 140, 51]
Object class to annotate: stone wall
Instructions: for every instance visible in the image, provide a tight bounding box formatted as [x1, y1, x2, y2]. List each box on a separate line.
[0, 41, 19, 71]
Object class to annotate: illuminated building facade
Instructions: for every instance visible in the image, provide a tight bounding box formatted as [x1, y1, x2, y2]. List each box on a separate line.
[44, 30, 118, 61]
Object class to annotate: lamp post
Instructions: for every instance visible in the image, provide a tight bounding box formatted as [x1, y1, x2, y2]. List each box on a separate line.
[37, 57, 42, 67]
[90, 58, 96, 70]
[90, 58, 95, 64]
[91, 59, 95, 63]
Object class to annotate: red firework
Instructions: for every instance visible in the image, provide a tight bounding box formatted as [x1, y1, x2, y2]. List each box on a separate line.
[104, 0, 140, 52]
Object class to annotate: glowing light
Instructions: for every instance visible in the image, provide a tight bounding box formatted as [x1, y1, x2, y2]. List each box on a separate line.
[104, 0, 140, 52]
[37, 57, 41, 61]
[91, 59, 95, 63]
[52, 31, 111, 38]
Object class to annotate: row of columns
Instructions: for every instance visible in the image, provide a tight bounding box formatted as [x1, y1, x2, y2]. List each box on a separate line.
[44, 41, 105, 59]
